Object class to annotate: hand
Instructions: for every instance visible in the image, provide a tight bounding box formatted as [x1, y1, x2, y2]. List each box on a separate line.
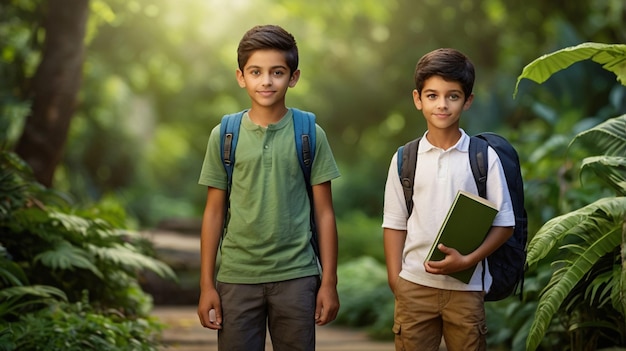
[424, 243, 469, 275]
[315, 284, 340, 326]
[198, 288, 222, 329]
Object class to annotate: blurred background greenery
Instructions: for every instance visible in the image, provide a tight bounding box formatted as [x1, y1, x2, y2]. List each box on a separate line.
[1, 0, 625, 349]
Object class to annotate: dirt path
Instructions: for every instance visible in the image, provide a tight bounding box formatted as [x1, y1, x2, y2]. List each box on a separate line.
[153, 305, 396, 351]
[146, 230, 446, 350]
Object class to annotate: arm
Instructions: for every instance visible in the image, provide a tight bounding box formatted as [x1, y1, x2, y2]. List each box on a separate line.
[383, 228, 406, 294]
[311, 181, 340, 326]
[197, 187, 226, 329]
[424, 226, 513, 275]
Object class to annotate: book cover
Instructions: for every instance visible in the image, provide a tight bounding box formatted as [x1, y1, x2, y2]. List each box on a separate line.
[425, 190, 498, 283]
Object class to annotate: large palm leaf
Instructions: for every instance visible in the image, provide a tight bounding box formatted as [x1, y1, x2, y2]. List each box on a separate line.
[526, 197, 626, 350]
[581, 156, 626, 196]
[527, 197, 626, 267]
[574, 115, 626, 196]
[573, 115, 626, 158]
[514, 43, 626, 98]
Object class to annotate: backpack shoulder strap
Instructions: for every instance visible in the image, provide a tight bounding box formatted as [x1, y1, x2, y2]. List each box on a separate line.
[220, 110, 246, 191]
[469, 135, 489, 199]
[291, 108, 320, 263]
[292, 108, 316, 184]
[397, 137, 420, 214]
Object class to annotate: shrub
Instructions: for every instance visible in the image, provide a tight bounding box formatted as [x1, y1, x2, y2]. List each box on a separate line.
[0, 149, 175, 349]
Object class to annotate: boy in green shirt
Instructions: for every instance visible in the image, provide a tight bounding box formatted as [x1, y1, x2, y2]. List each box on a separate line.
[197, 25, 341, 350]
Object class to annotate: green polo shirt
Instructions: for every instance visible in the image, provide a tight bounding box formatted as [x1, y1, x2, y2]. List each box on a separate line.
[198, 109, 340, 284]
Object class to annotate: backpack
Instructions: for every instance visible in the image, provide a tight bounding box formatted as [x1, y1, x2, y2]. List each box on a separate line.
[219, 108, 320, 261]
[397, 133, 527, 301]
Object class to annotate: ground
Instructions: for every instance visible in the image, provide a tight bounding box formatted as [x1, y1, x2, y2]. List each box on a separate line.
[153, 305, 396, 351]
[145, 227, 446, 350]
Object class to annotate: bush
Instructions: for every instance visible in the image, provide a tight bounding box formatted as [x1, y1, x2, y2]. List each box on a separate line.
[2, 294, 162, 351]
[335, 256, 395, 340]
[0, 149, 175, 350]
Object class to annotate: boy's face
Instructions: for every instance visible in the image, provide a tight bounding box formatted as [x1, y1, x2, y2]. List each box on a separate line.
[236, 49, 300, 109]
[413, 75, 473, 132]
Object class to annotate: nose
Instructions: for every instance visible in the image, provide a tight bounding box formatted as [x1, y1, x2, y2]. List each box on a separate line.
[261, 73, 272, 86]
[437, 96, 450, 110]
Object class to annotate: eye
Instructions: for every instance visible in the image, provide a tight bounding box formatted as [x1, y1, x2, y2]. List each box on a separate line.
[250, 70, 261, 76]
[448, 94, 460, 101]
[426, 94, 437, 100]
[273, 70, 285, 76]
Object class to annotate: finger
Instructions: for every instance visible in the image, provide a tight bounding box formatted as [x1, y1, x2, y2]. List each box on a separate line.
[314, 301, 322, 321]
[437, 243, 450, 253]
[213, 307, 223, 328]
[198, 310, 210, 328]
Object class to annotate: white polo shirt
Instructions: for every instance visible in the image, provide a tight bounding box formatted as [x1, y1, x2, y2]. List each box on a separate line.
[382, 129, 515, 292]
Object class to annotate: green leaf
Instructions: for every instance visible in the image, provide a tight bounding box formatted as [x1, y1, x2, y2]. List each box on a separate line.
[50, 211, 92, 236]
[573, 115, 626, 157]
[619, 225, 626, 317]
[88, 243, 176, 280]
[0, 259, 28, 286]
[0, 285, 67, 300]
[527, 197, 626, 268]
[34, 241, 103, 279]
[580, 155, 626, 195]
[514, 42, 626, 98]
[0, 285, 68, 318]
[526, 227, 622, 351]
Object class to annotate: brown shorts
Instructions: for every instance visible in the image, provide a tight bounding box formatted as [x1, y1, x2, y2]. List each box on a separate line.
[393, 277, 487, 351]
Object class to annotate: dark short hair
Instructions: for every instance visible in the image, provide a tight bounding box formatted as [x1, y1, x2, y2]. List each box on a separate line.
[414, 48, 475, 99]
[237, 25, 299, 75]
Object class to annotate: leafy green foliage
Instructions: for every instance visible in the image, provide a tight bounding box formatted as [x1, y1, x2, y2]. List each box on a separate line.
[336, 211, 385, 264]
[3, 295, 163, 351]
[0, 148, 174, 349]
[1, 1, 625, 348]
[519, 46, 626, 350]
[526, 198, 625, 350]
[335, 256, 395, 340]
[0, 285, 67, 319]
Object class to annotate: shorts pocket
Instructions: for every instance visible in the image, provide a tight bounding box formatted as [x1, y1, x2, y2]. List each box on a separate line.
[392, 322, 401, 335]
[476, 320, 488, 351]
[392, 322, 406, 351]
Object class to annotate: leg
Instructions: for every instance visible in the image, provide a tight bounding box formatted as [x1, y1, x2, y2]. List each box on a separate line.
[393, 278, 443, 351]
[266, 276, 319, 351]
[441, 290, 487, 351]
[216, 282, 267, 351]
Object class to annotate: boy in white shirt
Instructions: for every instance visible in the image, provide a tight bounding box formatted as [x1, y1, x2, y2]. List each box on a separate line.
[382, 48, 515, 351]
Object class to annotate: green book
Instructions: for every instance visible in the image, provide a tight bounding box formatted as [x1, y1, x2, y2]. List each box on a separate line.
[425, 190, 498, 284]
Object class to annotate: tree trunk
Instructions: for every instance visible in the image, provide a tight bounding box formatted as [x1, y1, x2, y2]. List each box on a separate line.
[14, 0, 89, 187]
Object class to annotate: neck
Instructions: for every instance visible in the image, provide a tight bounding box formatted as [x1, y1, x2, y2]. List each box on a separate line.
[248, 106, 288, 127]
[426, 129, 462, 150]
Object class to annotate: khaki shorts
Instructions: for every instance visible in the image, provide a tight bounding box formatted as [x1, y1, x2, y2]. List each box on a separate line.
[393, 277, 487, 351]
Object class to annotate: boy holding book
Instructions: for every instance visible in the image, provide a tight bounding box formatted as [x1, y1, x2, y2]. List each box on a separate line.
[197, 25, 340, 350]
[382, 48, 515, 351]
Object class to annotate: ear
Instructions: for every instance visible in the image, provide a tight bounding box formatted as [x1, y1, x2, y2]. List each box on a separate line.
[463, 93, 474, 110]
[236, 69, 246, 88]
[288, 69, 301, 88]
[412, 89, 423, 110]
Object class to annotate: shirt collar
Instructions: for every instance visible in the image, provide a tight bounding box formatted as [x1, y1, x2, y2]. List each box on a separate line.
[242, 109, 292, 131]
[419, 129, 470, 153]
